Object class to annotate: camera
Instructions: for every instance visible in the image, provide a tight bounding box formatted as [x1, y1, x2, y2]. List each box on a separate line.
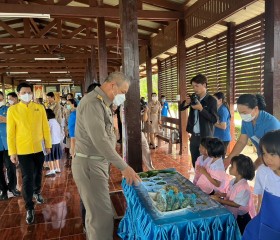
[140, 102, 147, 113]
[189, 93, 199, 105]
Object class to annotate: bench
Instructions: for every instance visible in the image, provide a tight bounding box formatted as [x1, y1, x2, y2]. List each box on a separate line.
[157, 116, 182, 154]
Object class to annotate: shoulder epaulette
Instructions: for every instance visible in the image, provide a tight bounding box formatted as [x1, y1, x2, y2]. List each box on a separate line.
[97, 94, 103, 101]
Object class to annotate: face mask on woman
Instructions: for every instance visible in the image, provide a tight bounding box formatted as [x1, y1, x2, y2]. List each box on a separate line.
[0, 101, 5, 107]
[66, 105, 71, 110]
[240, 112, 255, 122]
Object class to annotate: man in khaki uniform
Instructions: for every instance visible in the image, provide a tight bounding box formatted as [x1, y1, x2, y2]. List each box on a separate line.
[72, 72, 141, 240]
[46, 92, 62, 125]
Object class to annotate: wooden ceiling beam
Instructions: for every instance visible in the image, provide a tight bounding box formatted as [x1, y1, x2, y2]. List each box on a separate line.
[0, 3, 183, 20]
[0, 38, 148, 46]
[0, 53, 122, 59]
[141, 0, 182, 11]
[2, 68, 86, 73]
[0, 20, 21, 38]
[0, 62, 87, 67]
[36, 19, 57, 38]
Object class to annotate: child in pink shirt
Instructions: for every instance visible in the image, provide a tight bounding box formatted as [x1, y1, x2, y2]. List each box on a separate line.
[193, 137, 212, 185]
[211, 154, 256, 234]
[195, 138, 228, 194]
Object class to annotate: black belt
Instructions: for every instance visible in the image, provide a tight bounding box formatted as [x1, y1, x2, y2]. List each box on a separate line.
[193, 133, 200, 137]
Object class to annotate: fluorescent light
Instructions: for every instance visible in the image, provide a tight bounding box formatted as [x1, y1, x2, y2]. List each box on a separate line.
[35, 57, 65, 61]
[0, 13, 50, 19]
[7, 72, 28, 74]
[26, 79, 41, 82]
[50, 71, 68, 74]
[57, 79, 72, 82]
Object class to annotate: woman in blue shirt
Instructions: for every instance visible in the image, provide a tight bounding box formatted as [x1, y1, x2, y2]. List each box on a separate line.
[67, 99, 77, 158]
[213, 92, 231, 153]
[225, 94, 280, 169]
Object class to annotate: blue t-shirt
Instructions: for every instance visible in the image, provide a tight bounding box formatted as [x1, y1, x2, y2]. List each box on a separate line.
[68, 110, 76, 138]
[241, 110, 280, 155]
[214, 104, 231, 141]
[161, 101, 169, 117]
[0, 106, 8, 151]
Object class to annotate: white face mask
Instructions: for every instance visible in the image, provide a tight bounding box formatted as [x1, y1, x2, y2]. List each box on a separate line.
[8, 100, 14, 105]
[152, 96, 157, 102]
[0, 101, 5, 107]
[240, 113, 255, 122]
[61, 100, 66, 104]
[20, 93, 32, 103]
[113, 94, 126, 106]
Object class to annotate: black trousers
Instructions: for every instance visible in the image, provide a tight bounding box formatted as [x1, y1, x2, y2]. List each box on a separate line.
[18, 152, 44, 210]
[190, 135, 201, 167]
[117, 108, 122, 141]
[237, 212, 251, 234]
[1, 150, 17, 191]
[0, 150, 9, 193]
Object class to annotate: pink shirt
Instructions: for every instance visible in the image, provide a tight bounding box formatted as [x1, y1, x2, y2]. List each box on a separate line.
[225, 178, 256, 218]
[195, 157, 229, 194]
[193, 155, 212, 185]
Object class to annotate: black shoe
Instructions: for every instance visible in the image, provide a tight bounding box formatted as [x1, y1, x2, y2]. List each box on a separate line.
[33, 193, 44, 204]
[0, 192, 8, 201]
[26, 210, 35, 224]
[10, 188, 21, 197]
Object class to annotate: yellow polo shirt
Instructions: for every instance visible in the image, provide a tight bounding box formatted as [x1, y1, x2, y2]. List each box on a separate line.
[7, 101, 52, 156]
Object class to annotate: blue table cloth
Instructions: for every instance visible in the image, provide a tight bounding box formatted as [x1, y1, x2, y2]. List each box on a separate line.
[118, 172, 241, 240]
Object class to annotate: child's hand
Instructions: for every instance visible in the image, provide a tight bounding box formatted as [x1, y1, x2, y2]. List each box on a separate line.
[211, 195, 220, 201]
[197, 166, 207, 175]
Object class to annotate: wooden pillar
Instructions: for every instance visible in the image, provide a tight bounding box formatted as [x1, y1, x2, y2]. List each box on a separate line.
[1, 77, 5, 98]
[146, 45, 153, 102]
[226, 22, 236, 153]
[264, 0, 280, 119]
[91, 45, 98, 82]
[97, 18, 108, 83]
[11, 77, 15, 92]
[120, 0, 143, 172]
[177, 20, 188, 155]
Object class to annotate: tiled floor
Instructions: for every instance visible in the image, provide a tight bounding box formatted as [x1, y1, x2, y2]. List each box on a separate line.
[0, 142, 257, 240]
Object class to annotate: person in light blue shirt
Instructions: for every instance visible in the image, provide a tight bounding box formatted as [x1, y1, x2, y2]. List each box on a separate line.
[213, 92, 231, 153]
[0, 91, 19, 200]
[160, 95, 172, 117]
[225, 94, 280, 169]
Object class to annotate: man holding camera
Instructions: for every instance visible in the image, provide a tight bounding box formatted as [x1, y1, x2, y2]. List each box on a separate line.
[179, 74, 217, 167]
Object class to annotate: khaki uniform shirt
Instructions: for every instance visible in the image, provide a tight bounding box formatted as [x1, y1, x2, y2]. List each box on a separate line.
[75, 87, 128, 171]
[47, 102, 62, 125]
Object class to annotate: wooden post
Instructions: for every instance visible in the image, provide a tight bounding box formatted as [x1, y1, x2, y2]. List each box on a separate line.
[226, 22, 236, 153]
[177, 19, 188, 155]
[91, 45, 98, 82]
[264, 0, 280, 119]
[0, 75, 4, 97]
[146, 45, 153, 102]
[120, 0, 143, 172]
[97, 17, 108, 83]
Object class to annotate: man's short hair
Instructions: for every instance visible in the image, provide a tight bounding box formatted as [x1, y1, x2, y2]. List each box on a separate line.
[104, 72, 130, 86]
[17, 82, 32, 93]
[87, 82, 101, 93]
[7, 92, 18, 98]
[46, 92, 55, 98]
[190, 74, 208, 86]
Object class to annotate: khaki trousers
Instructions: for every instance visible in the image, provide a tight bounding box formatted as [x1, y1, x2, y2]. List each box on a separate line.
[72, 155, 113, 240]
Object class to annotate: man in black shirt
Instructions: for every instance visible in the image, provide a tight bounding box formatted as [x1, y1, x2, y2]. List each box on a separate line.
[180, 74, 218, 167]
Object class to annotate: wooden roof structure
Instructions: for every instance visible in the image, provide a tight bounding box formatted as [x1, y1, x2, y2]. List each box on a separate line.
[0, 0, 264, 88]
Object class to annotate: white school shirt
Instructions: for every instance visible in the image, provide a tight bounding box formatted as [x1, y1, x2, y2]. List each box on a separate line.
[49, 118, 61, 145]
[254, 164, 280, 197]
